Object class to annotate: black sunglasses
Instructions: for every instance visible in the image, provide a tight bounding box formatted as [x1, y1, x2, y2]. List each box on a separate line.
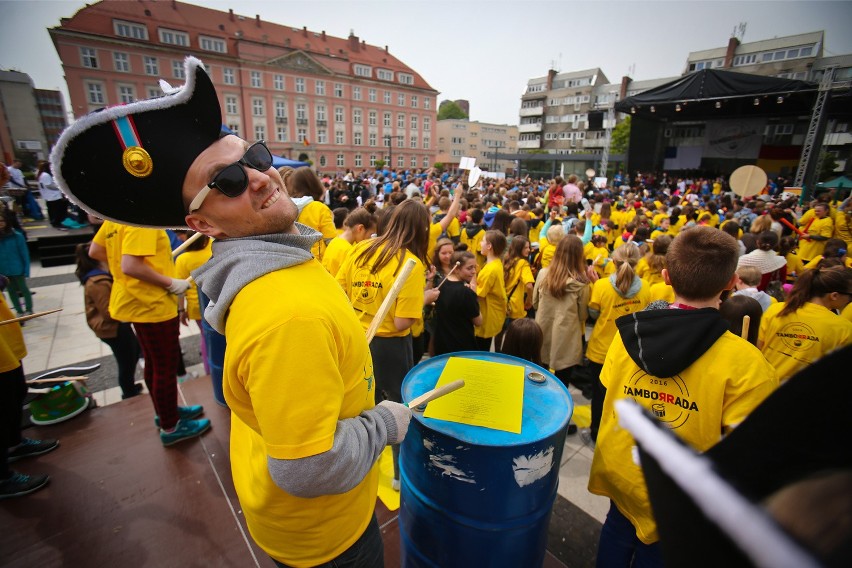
[189, 141, 273, 212]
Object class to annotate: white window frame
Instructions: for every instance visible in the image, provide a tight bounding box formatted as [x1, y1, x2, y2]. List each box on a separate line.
[377, 69, 393, 81]
[355, 154, 363, 167]
[383, 112, 392, 128]
[274, 74, 284, 90]
[114, 20, 148, 40]
[224, 68, 236, 85]
[398, 73, 414, 85]
[335, 130, 344, 145]
[199, 35, 227, 53]
[368, 111, 377, 127]
[337, 154, 345, 167]
[295, 78, 306, 93]
[398, 93, 405, 106]
[113, 52, 130, 73]
[159, 28, 189, 47]
[81, 47, 98, 69]
[334, 83, 344, 97]
[353, 109, 362, 125]
[172, 60, 185, 79]
[117, 84, 135, 104]
[252, 98, 265, 117]
[143, 56, 158, 76]
[255, 125, 266, 141]
[354, 64, 372, 77]
[384, 91, 392, 104]
[86, 83, 104, 105]
[397, 113, 405, 129]
[368, 88, 377, 103]
[251, 71, 263, 88]
[335, 107, 344, 123]
[226, 95, 239, 115]
[316, 80, 325, 96]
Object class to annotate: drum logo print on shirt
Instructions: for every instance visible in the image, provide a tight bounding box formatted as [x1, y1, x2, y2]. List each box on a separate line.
[776, 321, 820, 351]
[352, 267, 383, 307]
[621, 370, 699, 429]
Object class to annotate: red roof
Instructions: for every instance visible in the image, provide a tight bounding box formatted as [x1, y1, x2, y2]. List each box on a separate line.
[57, 0, 436, 92]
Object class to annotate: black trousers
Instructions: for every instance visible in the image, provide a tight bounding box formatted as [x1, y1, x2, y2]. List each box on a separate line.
[101, 322, 141, 398]
[0, 364, 27, 477]
[46, 198, 68, 227]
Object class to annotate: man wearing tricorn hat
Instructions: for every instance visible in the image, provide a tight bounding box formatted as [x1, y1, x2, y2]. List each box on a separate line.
[52, 57, 411, 567]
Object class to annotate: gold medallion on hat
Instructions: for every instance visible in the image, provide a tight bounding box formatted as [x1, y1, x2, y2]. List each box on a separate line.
[122, 146, 153, 178]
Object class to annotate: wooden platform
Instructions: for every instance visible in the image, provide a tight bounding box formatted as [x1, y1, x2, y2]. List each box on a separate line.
[1, 376, 573, 567]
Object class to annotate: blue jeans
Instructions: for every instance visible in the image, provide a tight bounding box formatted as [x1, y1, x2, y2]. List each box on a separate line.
[596, 501, 663, 568]
[272, 514, 384, 568]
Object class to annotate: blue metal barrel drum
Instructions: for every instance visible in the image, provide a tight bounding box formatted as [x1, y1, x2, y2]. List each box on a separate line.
[399, 351, 574, 568]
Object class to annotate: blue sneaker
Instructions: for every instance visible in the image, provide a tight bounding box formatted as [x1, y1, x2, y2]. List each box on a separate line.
[160, 418, 211, 447]
[154, 405, 203, 427]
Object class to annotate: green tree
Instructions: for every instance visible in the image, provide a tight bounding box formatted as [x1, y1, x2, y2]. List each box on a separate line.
[437, 100, 469, 120]
[610, 116, 631, 154]
[432, 162, 444, 173]
[374, 159, 386, 169]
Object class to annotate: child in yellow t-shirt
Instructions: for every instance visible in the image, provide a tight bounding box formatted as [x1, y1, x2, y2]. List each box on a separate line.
[472, 230, 507, 351]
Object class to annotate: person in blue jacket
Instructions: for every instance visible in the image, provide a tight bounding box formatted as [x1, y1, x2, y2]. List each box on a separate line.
[0, 209, 32, 316]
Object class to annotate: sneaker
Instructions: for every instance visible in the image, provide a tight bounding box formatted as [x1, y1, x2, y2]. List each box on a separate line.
[160, 418, 211, 447]
[567, 423, 578, 436]
[391, 478, 400, 492]
[121, 383, 144, 400]
[60, 218, 78, 229]
[154, 405, 203, 427]
[0, 472, 50, 499]
[7, 438, 59, 463]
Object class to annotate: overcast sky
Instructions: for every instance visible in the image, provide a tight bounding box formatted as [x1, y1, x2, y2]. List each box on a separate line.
[1, 0, 851, 125]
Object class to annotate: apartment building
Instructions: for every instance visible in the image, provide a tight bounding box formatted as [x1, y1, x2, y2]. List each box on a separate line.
[49, 0, 438, 171]
[35, 89, 69, 151]
[435, 119, 518, 173]
[0, 70, 52, 163]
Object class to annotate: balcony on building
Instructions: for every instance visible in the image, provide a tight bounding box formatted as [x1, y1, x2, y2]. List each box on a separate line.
[517, 138, 541, 149]
[275, 117, 288, 124]
[316, 120, 328, 127]
[296, 118, 309, 126]
[518, 122, 543, 133]
[519, 106, 544, 118]
[825, 132, 852, 146]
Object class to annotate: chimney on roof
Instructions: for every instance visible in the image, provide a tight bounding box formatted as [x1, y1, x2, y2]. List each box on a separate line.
[546, 69, 557, 91]
[229, 9, 234, 21]
[321, 30, 326, 41]
[361, 39, 366, 49]
[348, 30, 359, 52]
[619, 75, 631, 100]
[303, 26, 308, 37]
[255, 14, 261, 27]
[723, 36, 739, 68]
[384, 45, 388, 53]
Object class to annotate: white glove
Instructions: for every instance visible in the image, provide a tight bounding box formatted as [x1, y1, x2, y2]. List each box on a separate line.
[166, 278, 191, 295]
[377, 400, 412, 445]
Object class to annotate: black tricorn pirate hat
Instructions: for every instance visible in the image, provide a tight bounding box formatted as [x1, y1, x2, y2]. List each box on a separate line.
[50, 56, 221, 228]
[616, 345, 852, 568]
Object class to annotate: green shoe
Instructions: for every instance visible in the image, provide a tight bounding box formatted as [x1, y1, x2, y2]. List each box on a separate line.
[154, 405, 203, 427]
[160, 418, 211, 447]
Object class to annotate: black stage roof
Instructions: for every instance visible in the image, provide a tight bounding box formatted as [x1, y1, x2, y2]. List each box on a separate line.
[615, 69, 819, 121]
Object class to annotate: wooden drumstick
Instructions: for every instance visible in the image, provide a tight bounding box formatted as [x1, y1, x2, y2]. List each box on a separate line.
[0, 308, 63, 326]
[407, 379, 465, 409]
[28, 376, 89, 384]
[741, 315, 751, 340]
[172, 231, 204, 258]
[435, 261, 461, 290]
[365, 258, 417, 344]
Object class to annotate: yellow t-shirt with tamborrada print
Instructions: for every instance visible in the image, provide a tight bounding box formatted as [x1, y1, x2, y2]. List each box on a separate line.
[586, 278, 650, 364]
[759, 301, 852, 382]
[223, 261, 378, 567]
[336, 241, 425, 338]
[93, 221, 176, 323]
[474, 258, 508, 339]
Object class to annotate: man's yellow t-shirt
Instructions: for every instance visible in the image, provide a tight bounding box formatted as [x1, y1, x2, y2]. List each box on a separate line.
[505, 259, 534, 319]
[224, 260, 378, 567]
[321, 236, 354, 278]
[474, 258, 507, 339]
[93, 221, 176, 323]
[299, 201, 337, 261]
[586, 278, 650, 364]
[174, 242, 212, 321]
[797, 217, 833, 261]
[336, 242, 425, 338]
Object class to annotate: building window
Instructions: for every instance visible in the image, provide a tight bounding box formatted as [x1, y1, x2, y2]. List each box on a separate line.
[294, 78, 305, 94]
[398, 93, 405, 106]
[411, 95, 418, 108]
[319, 155, 327, 167]
[335, 107, 344, 123]
[354, 132, 363, 146]
[799, 45, 813, 57]
[274, 74, 284, 90]
[276, 126, 288, 142]
[368, 111, 377, 127]
[355, 154, 362, 167]
[410, 115, 418, 130]
[410, 156, 417, 168]
[334, 83, 344, 97]
[368, 88, 377, 103]
[159, 28, 189, 46]
[424, 97, 431, 110]
[423, 136, 430, 149]
[398, 73, 414, 86]
[86, 83, 106, 105]
[370, 154, 377, 167]
[423, 157, 430, 168]
[252, 98, 265, 117]
[369, 132, 377, 146]
[147, 87, 160, 99]
[317, 105, 327, 122]
[397, 136, 404, 148]
[199, 36, 226, 53]
[114, 20, 148, 40]
[251, 71, 262, 88]
[397, 113, 405, 129]
[113, 52, 130, 72]
[143, 56, 158, 75]
[118, 85, 135, 104]
[318, 129, 327, 144]
[354, 64, 372, 77]
[223, 67, 236, 85]
[397, 155, 404, 167]
[275, 100, 287, 119]
[225, 96, 238, 115]
[423, 117, 431, 131]
[384, 91, 392, 104]
[254, 125, 266, 141]
[313, 80, 324, 96]
[383, 112, 392, 128]
[410, 135, 417, 149]
[353, 110, 362, 125]
[297, 128, 307, 143]
[352, 87, 361, 101]
[296, 103, 307, 120]
[337, 154, 345, 167]
[81, 47, 98, 69]
[228, 123, 240, 136]
[377, 69, 393, 81]
[335, 130, 344, 144]
[452, 137, 464, 144]
[172, 60, 185, 79]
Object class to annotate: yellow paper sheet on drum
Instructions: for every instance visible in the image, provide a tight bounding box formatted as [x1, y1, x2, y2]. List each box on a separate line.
[422, 357, 524, 433]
